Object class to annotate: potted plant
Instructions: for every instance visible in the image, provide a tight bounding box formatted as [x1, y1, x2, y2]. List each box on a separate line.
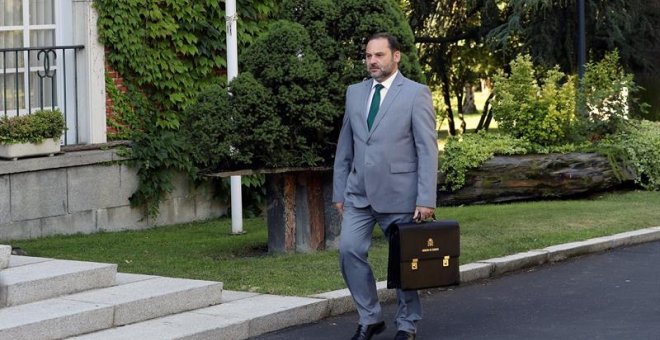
[0, 109, 67, 160]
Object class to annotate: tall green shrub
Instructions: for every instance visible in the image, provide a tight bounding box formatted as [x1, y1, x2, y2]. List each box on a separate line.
[578, 50, 647, 139]
[184, 73, 287, 171]
[240, 20, 335, 166]
[597, 120, 660, 190]
[183, 0, 425, 171]
[492, 55, 576, 146]
[492, 52, 644, 146]
[333, 0, 424, 83]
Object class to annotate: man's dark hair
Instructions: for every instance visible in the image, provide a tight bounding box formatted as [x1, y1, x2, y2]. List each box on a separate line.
[367, 32, 401, 52]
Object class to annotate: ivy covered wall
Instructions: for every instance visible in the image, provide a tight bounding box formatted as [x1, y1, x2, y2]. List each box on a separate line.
[95, 0, 277, 127]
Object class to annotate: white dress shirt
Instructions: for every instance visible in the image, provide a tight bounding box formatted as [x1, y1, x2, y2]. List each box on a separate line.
[365, 70, 399, 119]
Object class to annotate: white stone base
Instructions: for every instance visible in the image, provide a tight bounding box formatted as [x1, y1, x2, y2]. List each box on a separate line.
[0, 139, 61, 160]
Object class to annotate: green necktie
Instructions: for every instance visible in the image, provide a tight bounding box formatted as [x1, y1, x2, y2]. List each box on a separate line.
[367, 84, 384, 131]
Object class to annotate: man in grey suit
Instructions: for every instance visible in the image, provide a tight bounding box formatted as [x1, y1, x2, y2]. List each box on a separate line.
[333, 33, 438, 340]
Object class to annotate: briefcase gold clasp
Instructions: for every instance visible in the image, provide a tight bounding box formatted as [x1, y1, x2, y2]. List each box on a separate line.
[443, 256, 450, 267]
[411, 258, 418, 270]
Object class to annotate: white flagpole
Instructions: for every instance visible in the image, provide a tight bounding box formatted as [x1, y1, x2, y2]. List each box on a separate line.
[226, 0, 243, 234]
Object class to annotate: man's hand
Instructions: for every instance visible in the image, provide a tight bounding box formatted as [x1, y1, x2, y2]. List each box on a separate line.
[335, 202, 344, 216]
[413, 206, 434, 222]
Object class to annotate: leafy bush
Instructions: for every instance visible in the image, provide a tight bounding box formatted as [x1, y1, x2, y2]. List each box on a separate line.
[183, 0, 425, 171]
[596, 120, 660, 190]
[493, 52, 646, 146]
[95, 0, 278, 217]
[439, 132, 531, 191]
[126, 105, 197, 219]
[184, 73, 287, 171]
[240, 20, 335, 166]
[0, 109, 66, 144]
[439, 131, 590, 191]
[578, 50, 648, 139]
[492, 55, 576, 146]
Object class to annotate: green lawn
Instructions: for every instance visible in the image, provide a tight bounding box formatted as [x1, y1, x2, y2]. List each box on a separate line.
[4, 190, 659, 296]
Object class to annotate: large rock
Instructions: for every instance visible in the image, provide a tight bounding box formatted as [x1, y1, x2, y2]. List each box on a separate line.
[438, 153, 635, 206]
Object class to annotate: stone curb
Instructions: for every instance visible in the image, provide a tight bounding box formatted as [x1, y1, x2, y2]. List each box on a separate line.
[308, 226, 660, 320]
[6, 227, 660, 339]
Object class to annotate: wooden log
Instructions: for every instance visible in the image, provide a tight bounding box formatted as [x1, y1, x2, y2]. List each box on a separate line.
[437, 152, 635, 206]
[265, 169, 339, 253]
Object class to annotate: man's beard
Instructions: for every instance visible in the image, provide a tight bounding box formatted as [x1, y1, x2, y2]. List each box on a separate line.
[370, 65, 392, 81]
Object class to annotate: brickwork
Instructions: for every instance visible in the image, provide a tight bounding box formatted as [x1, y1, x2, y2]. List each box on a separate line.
[104, 56, 128, 136]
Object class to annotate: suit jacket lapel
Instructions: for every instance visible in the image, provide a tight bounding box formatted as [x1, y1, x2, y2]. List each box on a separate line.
[357, 80, 373, 136]
[368, 73, 404, 138]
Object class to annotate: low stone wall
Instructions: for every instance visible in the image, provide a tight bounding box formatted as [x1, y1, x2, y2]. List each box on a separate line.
[0, 149, 226, 240]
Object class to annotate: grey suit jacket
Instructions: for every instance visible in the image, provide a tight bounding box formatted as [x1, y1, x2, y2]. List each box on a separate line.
[333, 72, 438, 213]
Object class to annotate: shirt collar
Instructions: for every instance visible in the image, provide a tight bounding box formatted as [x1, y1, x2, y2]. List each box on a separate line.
[373, 70, 398, 90]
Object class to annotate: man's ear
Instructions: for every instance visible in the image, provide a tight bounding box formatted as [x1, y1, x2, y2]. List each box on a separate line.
[393, 50, 401, 63]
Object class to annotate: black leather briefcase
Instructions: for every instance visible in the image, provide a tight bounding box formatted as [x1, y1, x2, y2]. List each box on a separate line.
[387, 220, 460, 290]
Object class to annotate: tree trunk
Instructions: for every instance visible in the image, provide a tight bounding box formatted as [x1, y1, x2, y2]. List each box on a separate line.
[437, 51, 457, 136]
[454, 86, 466, 133]
[463, 84, 476, 114]
[437, 153, 635, 206]
[441, 75, 456, 136]
[476, 92, 494, 132]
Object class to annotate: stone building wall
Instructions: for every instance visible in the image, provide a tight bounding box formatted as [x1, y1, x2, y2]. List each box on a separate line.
[0, 150, 227, 240]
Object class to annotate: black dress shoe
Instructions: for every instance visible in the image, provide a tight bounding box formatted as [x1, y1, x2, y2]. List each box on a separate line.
[394, 330, 416, 340]
[351, 321, 386, 340]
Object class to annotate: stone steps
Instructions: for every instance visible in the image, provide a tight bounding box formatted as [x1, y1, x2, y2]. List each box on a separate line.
[64, 275, 223, 326]
[0, 257, 116, 307]
[68, 293, 329, 340]
[0, 255, 224, 340]
[0, 295, 115, 340]
[0, 244, 10, 270]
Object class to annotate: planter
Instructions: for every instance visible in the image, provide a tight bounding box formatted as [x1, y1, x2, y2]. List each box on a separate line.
[0, 138, 61, 160]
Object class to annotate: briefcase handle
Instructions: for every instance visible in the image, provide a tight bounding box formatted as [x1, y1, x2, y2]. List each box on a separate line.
[413, 213, 437, 223]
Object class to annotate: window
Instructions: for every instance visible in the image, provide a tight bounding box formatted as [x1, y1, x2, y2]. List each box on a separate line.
[1, 0, 78, 143]
[1, 0, 58, 113]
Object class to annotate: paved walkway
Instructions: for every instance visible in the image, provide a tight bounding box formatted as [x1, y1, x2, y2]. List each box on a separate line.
[254, 239, 660, 340]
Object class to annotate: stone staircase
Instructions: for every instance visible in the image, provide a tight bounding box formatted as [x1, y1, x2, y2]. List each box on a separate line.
[0, 249, 224, 339]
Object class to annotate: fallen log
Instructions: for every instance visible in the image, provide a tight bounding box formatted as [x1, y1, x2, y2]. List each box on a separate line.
[437, 153, 635, 206]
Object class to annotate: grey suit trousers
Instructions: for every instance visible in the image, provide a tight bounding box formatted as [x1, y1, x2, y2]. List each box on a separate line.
[339, 203, 421, 333]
